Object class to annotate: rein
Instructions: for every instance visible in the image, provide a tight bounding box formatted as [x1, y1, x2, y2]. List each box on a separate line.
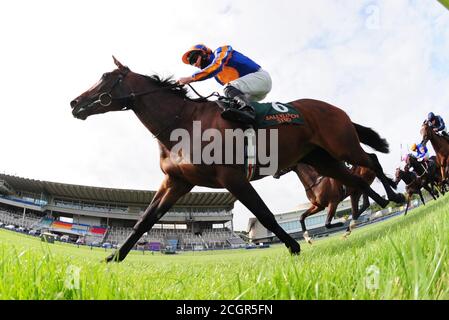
[186, 84, 220, 101]
[99, 81, 218, 110]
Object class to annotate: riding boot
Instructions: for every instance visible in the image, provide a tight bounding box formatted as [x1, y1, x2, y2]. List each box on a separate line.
[221, 85, 256, 125]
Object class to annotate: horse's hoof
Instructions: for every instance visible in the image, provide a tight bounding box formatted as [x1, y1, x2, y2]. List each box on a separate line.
[349, 220, 357, 231]
[395, 194, 406, 204]
[380, 199, 389, 208]
[303, 232, 313, 245]
[288, 243, 301, 255]
[342, 231, 350, 239]
[105, 252, 120, 263]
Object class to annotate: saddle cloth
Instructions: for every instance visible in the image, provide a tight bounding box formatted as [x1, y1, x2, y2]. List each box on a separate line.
[216, 99, 304, 128]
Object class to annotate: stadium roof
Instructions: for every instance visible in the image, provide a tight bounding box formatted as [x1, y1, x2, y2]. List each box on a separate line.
[0, 174, 236, 207]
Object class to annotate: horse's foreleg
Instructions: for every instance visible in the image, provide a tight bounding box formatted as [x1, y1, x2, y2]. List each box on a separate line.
[300, 204, 323, 244]
[359, 193, 371, 214]
[418, 189, 426, 206]
[105, 176, 193, 263]
[404, 194, 411, 216]
[220, 172, 301, 255]
[423, 184, 437, 201]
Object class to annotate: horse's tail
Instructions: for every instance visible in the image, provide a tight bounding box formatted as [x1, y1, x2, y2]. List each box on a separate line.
[352, 122, 389, 153]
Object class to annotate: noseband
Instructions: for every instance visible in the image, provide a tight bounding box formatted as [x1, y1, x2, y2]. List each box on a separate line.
[84, 70, 129, 111]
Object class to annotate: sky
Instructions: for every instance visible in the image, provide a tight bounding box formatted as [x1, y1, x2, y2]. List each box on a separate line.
[1, 0, 449, 231]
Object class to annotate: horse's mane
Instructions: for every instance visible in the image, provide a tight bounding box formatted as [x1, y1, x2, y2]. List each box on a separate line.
[143, 74, 189, 98]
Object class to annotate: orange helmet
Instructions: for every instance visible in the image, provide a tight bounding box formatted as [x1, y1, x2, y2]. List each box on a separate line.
[182, 44, 213, 65]
[411, 143, 417, 151]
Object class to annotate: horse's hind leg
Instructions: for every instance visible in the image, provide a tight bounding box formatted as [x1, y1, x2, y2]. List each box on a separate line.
[220, 171, 301, 254]
[359, 193, 371, 214]
[300, 204, 323, 244]
[324, 202, 344, 229]
[314, 122, 404, 204]
[302, 148, 389, 208]
[345, 192, 364, 237]
[364, 153, 405, 204]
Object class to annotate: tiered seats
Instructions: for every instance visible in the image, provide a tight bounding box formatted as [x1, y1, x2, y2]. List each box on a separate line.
[0, 209, 43, 229]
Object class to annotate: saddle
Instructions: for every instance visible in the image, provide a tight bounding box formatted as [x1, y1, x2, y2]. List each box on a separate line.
[215, 97, 304, 129]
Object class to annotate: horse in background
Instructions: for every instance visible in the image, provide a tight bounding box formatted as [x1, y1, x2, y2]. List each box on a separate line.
[394, 167, 436, 216]
[70, 57, 405, 262]
[421, 121, 449, 189]
[289, 163, 375, 244]
[405, 154, 442, 196]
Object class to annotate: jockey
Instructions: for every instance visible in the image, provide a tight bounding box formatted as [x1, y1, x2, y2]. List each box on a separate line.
[411, 143, 429, 162]
[427, 112, 448, 137]
[178, 44, 272, 125]
[411, 142, 430, 172]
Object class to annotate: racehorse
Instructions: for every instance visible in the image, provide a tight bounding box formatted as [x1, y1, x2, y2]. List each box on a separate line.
[290, 163, 375, 244]
[70, 57, 405, 262]
[405, 154, 442, 196]
[394, 167, 434, 215]
[421, 121, 449, 188]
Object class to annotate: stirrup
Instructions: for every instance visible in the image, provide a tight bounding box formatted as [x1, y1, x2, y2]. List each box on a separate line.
[221, 108, 256, 125]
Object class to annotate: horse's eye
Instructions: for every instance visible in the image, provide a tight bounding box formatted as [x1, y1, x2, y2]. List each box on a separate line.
[102, 73, 109, 79]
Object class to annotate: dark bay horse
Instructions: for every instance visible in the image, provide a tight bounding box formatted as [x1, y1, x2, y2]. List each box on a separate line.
[394, 167, 434, 215]
[421, 122, 449, 188]
[405, 154, 441, 196]
[291, 163, 375, 244]
[70, 57, 404, 262]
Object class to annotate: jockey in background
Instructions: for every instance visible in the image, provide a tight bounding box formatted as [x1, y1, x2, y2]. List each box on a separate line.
[178, 44, 272, 125]
[411, 142, 430, 171]
[427, 112, 448, 137]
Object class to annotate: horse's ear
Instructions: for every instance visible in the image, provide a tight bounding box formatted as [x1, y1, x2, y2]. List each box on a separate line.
[112, 55, 125, 69]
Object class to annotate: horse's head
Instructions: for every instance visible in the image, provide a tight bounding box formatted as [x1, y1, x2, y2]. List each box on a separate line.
[405, 153, 416, 167]
[420, 121, 432, 146]
[71, 56, 132, 120]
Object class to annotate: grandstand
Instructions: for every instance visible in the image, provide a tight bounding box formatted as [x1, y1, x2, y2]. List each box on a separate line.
[0, 174, 246, 251]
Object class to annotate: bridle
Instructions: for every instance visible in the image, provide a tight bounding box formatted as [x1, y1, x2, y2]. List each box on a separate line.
[86, 68, 220, 139]
[82, 68, 222, 139]
[92, 68, 218, 110]
[91, 68, 182, 111]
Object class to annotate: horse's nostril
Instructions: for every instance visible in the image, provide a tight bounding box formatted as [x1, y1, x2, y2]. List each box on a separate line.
[70, 100, 78, 108]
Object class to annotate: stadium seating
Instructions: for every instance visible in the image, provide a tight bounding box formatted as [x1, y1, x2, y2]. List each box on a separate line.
[0, 208, 43, 229]
[105, 226, 246, 250]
